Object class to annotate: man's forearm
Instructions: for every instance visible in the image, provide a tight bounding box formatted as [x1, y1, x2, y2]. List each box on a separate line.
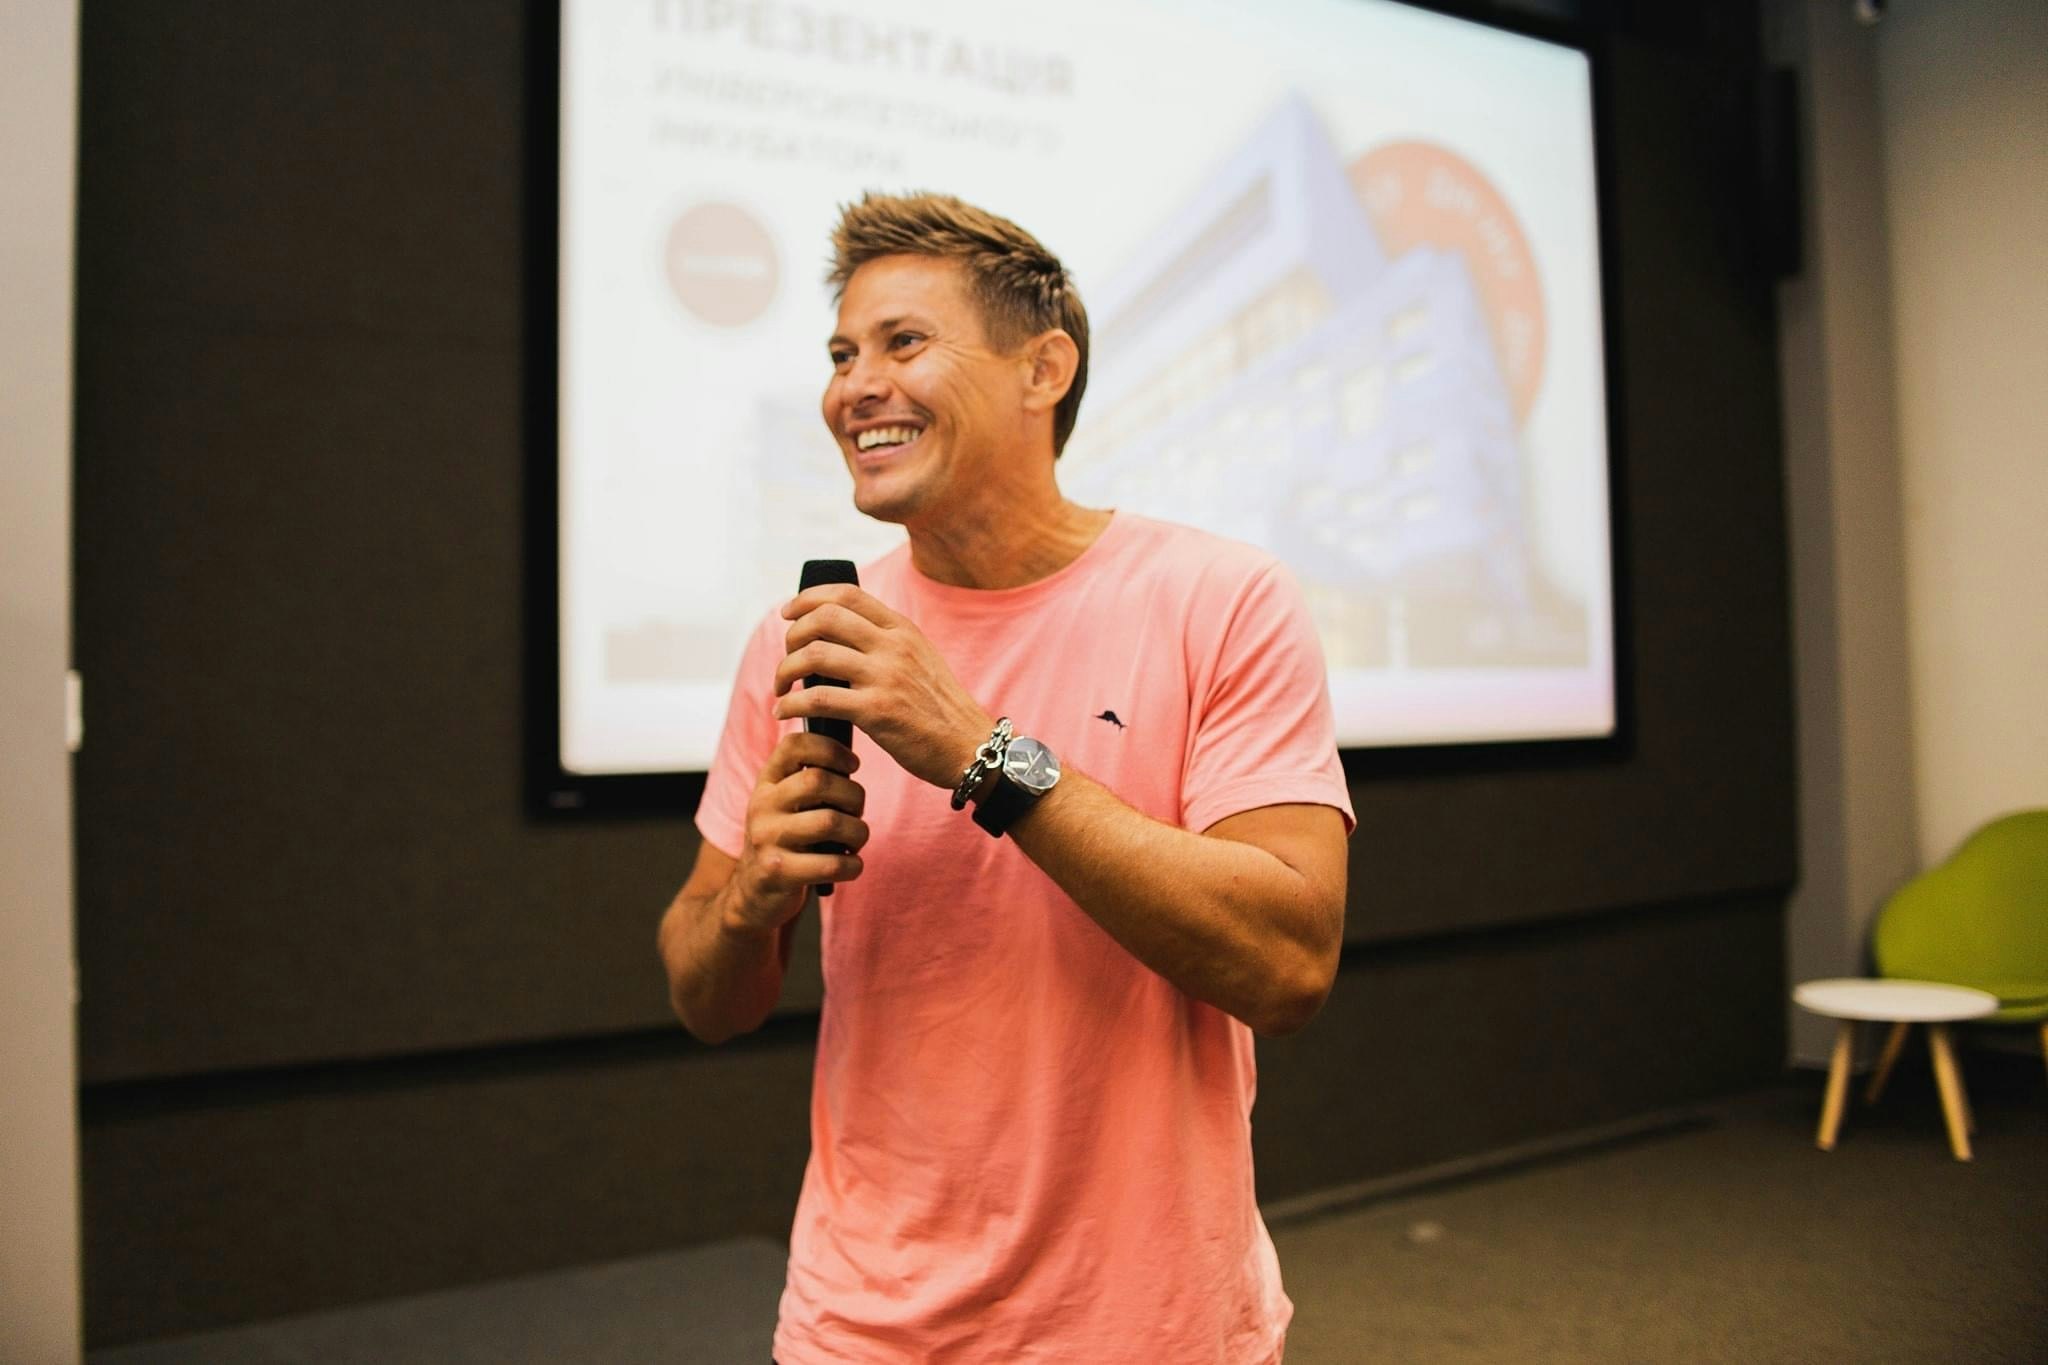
[658, 882, 793, 1045]
[1005, 767, 1344, 1036]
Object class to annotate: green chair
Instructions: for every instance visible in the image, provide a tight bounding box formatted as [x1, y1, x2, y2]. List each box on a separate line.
[1867, 809, 2048, 1100]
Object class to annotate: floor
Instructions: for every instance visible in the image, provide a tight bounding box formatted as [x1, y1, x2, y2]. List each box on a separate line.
[1273, 1053, 2047, 1364]
[94, 1053, 2047, 1364]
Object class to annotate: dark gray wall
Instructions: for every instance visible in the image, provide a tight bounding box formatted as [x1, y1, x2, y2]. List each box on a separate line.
[74, 0, 1795, 1347]
[82, 894, 1783, 1346]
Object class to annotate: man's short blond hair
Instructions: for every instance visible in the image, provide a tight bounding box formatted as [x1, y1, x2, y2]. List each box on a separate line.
[827, 191, 1089, 457]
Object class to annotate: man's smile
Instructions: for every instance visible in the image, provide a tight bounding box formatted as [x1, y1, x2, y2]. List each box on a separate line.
[849, 423, 928, 469]
[855, 424, 922, 452]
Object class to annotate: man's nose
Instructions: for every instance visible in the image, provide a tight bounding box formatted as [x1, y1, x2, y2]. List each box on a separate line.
[840, 350, 892, 406]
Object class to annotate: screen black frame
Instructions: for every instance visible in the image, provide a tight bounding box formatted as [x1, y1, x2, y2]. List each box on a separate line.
[524, 0, 1634, 817]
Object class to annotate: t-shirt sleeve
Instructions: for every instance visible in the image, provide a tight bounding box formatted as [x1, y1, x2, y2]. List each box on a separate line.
[694, 610, 792, 859]
[1181, 560, 1356, 836]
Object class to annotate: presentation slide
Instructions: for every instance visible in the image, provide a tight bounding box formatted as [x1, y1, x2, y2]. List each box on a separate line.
[558, 0, 1614, 775]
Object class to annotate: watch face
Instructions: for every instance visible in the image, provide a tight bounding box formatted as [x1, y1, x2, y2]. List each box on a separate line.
[1002, 737, 1061, 796]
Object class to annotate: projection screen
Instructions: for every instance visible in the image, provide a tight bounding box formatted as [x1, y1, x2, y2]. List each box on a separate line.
[551, 0, 1616, 789]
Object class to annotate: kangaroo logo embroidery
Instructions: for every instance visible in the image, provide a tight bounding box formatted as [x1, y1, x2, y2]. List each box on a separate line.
[1094, 710, 1126, 731]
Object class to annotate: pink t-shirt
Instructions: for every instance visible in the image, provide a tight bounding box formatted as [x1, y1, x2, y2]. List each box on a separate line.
[696, 512, 1354, 1365]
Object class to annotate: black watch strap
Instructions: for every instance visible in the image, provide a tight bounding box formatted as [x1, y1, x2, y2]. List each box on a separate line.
[972, 773, 1039, 838]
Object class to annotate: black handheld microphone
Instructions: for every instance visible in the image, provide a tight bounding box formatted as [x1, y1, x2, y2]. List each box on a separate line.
[798, 559, 859, 894]
[797, 559, 858, 748]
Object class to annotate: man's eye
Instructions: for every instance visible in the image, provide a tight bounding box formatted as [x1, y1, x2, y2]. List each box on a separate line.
[829, 350, 853, 367]
[890, 332, 922, 350]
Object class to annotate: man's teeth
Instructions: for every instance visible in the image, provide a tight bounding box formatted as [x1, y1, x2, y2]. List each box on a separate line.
[856, 426, 920, 451]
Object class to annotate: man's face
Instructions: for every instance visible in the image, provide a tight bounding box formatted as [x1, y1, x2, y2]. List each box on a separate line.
[822, 254, 1024, 526]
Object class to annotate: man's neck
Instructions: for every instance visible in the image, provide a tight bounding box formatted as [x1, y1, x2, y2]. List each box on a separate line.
[907, 494, 1113, 590]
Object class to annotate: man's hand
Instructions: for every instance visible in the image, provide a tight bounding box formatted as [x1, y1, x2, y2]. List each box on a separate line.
[727, 730, 869, 934]
[773, 585, 992, 790]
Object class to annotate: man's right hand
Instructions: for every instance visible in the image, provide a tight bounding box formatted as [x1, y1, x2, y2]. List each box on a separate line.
[659, 732, 866, 1043]
[726, 731, 869, 934]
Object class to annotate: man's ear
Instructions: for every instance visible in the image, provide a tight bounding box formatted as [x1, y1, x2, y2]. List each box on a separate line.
[1020, 330, 1080, 415]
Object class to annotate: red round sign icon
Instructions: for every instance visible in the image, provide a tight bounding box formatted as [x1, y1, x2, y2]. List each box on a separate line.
[665, 201, 780, 328]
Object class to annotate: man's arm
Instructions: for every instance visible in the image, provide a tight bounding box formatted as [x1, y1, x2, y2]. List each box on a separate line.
[656, 732, 866, 1044]
[1008, 781, 1347, 1037]
[657, 843, 792, 1046]
[774, 585, 1349, 1037]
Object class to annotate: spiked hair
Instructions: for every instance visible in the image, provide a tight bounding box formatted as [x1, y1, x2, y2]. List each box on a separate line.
[826, 191, 1089, 456]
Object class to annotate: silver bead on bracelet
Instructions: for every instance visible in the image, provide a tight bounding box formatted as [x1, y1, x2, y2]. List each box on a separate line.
[951, 717, 1013, 810]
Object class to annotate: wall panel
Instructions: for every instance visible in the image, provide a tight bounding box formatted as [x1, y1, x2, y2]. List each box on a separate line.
[73, 0, 1797, 1345]
[77, 6, 1795, 1080]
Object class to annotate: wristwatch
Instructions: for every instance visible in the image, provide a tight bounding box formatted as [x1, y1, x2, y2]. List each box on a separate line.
[971, 734, 1062, 838]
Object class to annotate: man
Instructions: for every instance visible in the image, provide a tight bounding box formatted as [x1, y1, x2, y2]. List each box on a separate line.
[658, 192, 1353, 1364]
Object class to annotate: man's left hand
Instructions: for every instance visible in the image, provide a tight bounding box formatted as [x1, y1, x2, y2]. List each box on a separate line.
[774, 585, 992, 791]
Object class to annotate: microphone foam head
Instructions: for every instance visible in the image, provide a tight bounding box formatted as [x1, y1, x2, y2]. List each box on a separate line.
[800, 559, 860, 590]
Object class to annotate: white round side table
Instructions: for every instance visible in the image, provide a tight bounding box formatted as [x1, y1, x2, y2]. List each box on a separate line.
[1793, 978, 2000, 1161]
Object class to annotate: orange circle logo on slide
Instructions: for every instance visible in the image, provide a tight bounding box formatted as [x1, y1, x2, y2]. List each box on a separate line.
[1349, 142, 1545, 423]
[666, 201, 779, 328]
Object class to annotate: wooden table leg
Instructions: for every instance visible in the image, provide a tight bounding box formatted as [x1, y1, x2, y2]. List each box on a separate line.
[1865, 1021, 1910, 1104]
[1819, 1020, 1854, 1151]
[1928, 1023, 1974, 1161]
